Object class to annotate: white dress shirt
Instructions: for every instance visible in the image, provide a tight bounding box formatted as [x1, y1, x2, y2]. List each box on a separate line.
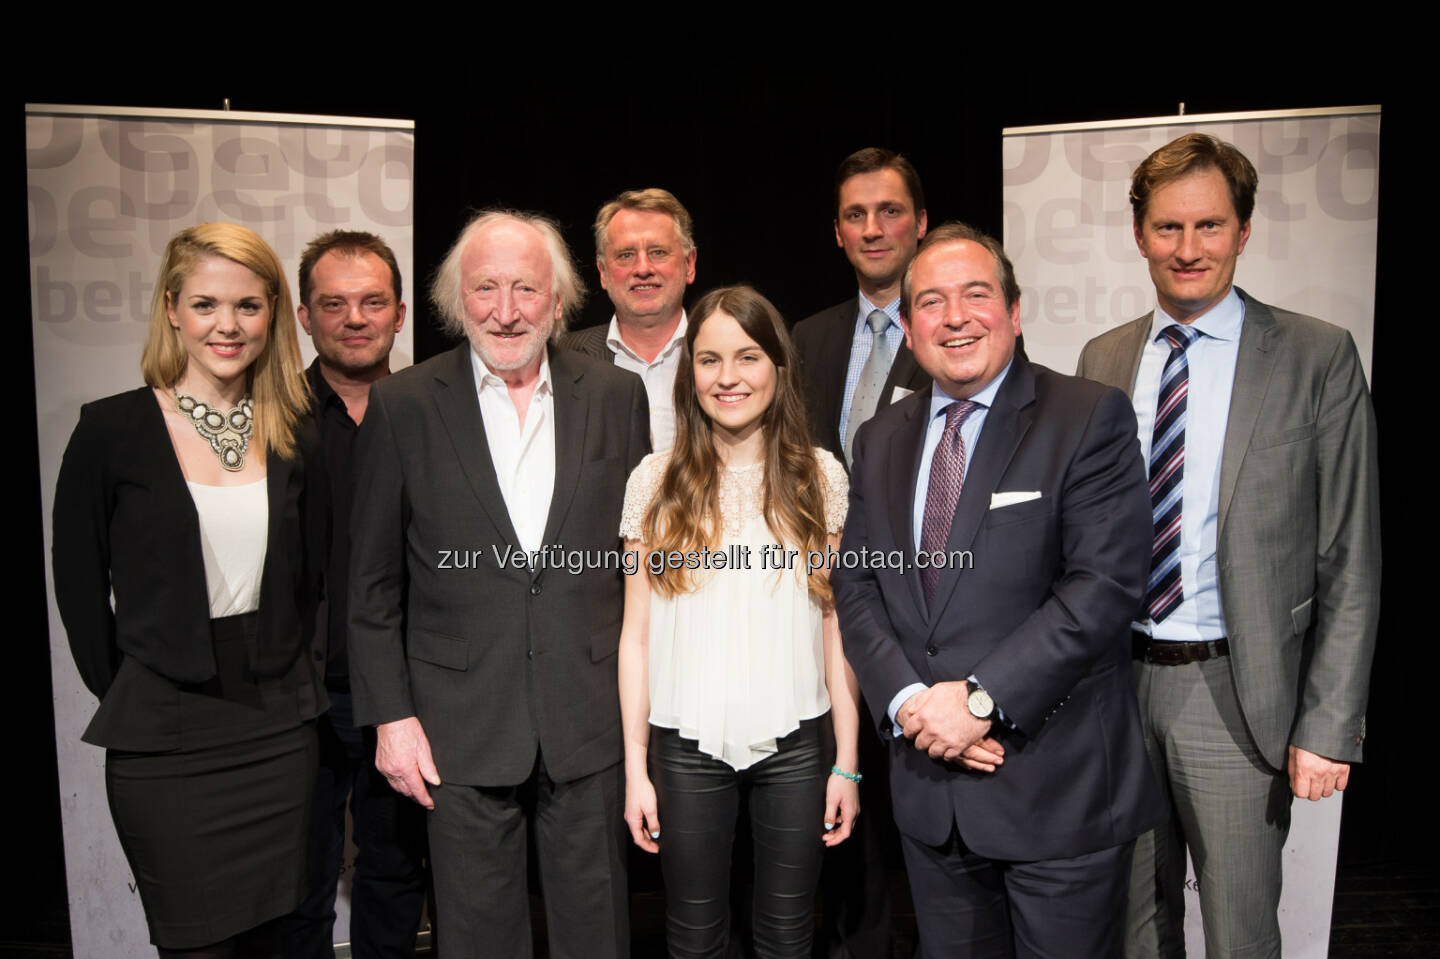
[472, 348, 555, 555]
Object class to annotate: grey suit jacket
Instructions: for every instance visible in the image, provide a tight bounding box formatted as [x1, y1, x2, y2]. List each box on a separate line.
[792, 299, 928, 465]
[1076, 288, 1380, 770]
[348, 343, 650, 786]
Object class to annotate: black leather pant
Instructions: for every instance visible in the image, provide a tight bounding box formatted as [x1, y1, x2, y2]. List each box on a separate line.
[650, 719, 827, 958]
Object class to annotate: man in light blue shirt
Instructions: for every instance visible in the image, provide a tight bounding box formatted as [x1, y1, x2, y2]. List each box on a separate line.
[1078, 133, 1380, 958]
[794, 147, 932, 469]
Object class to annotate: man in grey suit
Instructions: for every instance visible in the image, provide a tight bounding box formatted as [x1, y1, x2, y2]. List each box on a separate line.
[561, 187, 696, 452]
[348, 210, 650, 958]
[1077, 133, 1380, 958]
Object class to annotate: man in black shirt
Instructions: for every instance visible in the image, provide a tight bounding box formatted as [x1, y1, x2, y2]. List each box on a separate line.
[281, 230, 427, 959]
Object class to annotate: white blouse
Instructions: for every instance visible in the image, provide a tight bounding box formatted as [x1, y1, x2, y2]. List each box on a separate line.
[621, 449, 848, 769]
[186, 479, 268, 618]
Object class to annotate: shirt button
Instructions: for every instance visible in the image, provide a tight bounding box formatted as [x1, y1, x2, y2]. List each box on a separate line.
[527, 649, 534, 660]
[926, 645, 938, 657]
[530, 584, 542, 596]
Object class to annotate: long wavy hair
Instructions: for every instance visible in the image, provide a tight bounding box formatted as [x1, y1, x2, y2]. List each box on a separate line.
[642, 285, 832, 600]
[141, 222, 310, 460]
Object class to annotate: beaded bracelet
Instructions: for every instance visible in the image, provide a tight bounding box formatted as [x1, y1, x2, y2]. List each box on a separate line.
[831, 765, 862, 783]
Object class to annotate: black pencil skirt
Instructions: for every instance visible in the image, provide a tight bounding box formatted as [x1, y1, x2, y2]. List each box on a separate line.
[98, 614, 322, 949]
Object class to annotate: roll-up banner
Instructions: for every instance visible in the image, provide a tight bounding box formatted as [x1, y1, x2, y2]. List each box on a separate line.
[1003, 106, 1380, 957]
[28, 103, 415, 957]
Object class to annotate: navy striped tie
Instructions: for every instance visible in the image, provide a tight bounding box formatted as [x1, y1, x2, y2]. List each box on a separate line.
[1147, 324, 1198, 623]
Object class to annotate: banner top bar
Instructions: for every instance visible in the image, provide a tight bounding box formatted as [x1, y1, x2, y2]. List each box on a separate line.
[25, 103, 414, 130]
[1003, 104, 1380, 137]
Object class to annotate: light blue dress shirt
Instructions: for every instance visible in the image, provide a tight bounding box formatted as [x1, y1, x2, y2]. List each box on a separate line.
[1131, 289, 1244, 642]
[837, 293, 905, 447]
[886, 360, 1014, 730]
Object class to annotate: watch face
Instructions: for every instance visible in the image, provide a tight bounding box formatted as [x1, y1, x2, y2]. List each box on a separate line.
[968, 686, 994, 719]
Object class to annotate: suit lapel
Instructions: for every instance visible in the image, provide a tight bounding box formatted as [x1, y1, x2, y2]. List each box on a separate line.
[1115, 315, 1152, 397]
[818, 303, 856, 445]
[881, 343, 922, 407]
[1217, 290, 1278, 532]
[540, 347, 587, 553]
[887, 389, 930, 619]
[265, 444, 292, 568]
[431, 343, 523, 551]
[143, 389, 209, 586]
[926, 359, 1036, 630]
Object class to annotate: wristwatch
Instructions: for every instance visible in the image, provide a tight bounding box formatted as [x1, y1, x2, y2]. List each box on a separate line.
[965, 679, 995, 721]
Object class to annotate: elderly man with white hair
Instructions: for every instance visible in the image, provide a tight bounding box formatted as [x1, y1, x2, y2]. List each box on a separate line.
[348, 210, 650, 959]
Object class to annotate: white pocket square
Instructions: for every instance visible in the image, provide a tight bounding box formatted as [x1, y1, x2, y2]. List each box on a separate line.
[990, 491, 1041, 509]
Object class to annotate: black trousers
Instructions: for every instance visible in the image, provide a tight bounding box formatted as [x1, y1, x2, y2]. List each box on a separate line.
[427, 752, 629, 959]
[278, 690, 429, 958]
[651, 721, 827, 959]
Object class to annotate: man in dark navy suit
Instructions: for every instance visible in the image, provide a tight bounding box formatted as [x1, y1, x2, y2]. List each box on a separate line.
[835, 222, 1161, 958]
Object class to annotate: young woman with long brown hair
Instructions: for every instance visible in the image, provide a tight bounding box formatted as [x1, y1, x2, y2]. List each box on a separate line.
[618, 284, 862, 957]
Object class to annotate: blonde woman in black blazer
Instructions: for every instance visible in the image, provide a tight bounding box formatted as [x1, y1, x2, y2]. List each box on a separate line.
[53, 223, 324, 957]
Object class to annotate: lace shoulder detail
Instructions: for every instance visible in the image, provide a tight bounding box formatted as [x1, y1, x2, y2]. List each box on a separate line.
[815, 447, 849, 534]
[620, 451, 670, 540]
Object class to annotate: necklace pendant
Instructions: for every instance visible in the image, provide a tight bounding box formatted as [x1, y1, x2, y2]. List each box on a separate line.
[176, 392, 254, 472]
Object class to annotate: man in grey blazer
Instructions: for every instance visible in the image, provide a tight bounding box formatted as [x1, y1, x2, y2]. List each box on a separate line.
[561, 187, 696, 452]
[348, 210, 650, 958]
[1076, 134, 1380, 958]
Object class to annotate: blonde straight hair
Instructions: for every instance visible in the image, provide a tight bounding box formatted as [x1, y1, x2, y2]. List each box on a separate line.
[141, 223, 310, 459]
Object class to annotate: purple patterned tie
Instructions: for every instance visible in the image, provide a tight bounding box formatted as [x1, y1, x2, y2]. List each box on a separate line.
[1147, 324, 1198, 623]
[920, 400, 978, 609]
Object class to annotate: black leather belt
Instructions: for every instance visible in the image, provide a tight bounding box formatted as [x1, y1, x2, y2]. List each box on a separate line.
[1132, 630, 1230, 665]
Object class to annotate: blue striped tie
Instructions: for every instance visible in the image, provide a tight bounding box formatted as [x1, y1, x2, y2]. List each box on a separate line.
[1147, 324, 1198, 623]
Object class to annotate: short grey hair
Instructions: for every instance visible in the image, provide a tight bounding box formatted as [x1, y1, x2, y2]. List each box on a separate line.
[593, 188, 695, 258]
[430, 209, 588, 339]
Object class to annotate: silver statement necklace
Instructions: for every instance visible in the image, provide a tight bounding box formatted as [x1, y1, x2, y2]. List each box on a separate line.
[175, 391, 254, 472]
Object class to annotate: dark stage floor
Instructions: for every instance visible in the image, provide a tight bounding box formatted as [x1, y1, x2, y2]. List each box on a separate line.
[6, 858, 1436, 958]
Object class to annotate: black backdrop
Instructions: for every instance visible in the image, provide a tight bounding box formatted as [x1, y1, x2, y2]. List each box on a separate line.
[14, 60, 1423, 943]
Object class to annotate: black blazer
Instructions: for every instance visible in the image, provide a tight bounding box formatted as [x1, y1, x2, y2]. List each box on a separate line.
[52, 387, 322, 702]
[560, 323, 612, 362]
[792, 299, 928, 464]
[348, 344, 650, 787]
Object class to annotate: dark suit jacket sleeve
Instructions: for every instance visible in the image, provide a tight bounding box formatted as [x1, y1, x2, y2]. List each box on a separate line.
[347, 383, 416, 726]
[833, 428, 928, 733]
[792, 311, 835, 455]
[970, 388, 1151, 734]
[1291, 331, 1380, 760]
[52, 402, 121, 699]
